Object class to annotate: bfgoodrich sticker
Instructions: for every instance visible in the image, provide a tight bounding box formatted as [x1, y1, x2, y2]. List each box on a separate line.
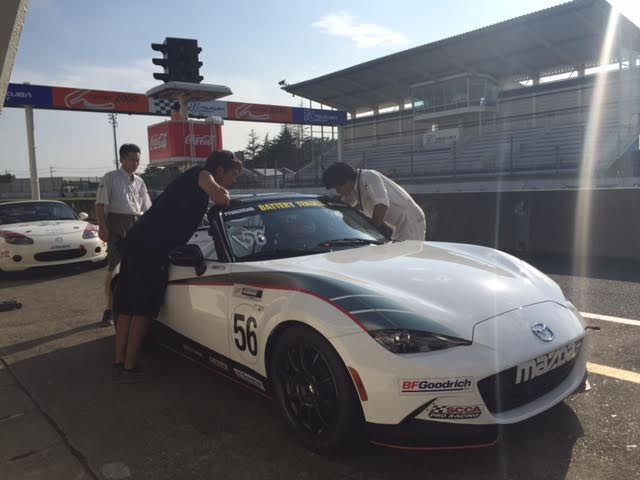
[400, 377, 474, 394]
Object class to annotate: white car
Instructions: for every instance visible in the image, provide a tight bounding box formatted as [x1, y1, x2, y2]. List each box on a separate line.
[126, 193, 588, 453]
[0, 200, 106, 272]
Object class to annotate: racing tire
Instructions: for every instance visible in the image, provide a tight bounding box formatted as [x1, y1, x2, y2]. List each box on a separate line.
[270, 325, 363, 454]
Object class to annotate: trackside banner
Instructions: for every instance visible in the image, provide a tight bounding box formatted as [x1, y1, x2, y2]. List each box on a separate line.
[3, 83, 347, 125]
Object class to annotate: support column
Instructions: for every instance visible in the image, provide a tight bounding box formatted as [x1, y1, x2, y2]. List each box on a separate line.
[372, 106, 379, 143]
[0, 0, 29, 114]
[25, 105, 40, 200]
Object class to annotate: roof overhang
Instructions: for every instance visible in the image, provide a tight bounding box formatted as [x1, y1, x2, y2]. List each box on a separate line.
[283, 0, 640, 112]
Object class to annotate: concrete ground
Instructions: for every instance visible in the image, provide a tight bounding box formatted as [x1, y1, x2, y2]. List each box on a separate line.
[0, 259, 639, 480]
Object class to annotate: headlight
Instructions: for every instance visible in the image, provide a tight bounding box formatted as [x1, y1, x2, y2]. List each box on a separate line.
[0, 230, 34, 245]
[369, 329, 471, 354]
[82, 224, 99, 239]
[566, 301, 586, 328]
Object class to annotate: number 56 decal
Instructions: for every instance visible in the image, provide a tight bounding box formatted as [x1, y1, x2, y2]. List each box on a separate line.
[234, 313, 258, 355]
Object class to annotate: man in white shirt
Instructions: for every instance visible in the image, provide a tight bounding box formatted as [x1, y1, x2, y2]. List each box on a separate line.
[95, 144, 151, 327]
[322, 162, 426, 242]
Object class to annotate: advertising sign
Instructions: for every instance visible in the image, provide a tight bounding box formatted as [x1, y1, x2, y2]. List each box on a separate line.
[227, 102, 293, 123]
[4, 84, 53, 108]
[188, 100, 228, 118]
[5, 83, 348, 126]
[422, 128, 459, 148]
[148, 121, 223, 165]
[292, 107, 347, 125]
[52, 88, 149, 113]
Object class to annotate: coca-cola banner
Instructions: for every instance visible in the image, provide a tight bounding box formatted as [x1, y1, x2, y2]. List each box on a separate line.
[292, 107, 347, 126]
[147, 121, 223, 165]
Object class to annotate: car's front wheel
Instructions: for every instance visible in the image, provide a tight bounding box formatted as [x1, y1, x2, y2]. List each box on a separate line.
[270, 325, 363, 454]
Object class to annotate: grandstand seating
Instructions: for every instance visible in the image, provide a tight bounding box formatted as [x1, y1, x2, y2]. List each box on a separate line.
[290, 105, 638, 185]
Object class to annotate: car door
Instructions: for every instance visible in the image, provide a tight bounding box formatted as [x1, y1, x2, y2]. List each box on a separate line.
[159, 228, 231, 357]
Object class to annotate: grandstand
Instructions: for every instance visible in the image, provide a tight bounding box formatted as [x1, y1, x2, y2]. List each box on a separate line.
[284, 0, 640, 188]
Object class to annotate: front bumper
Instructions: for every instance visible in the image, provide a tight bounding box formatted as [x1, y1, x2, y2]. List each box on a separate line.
[367, 419, 498, 450]
[0, 238, 106, 271]
[332, 301, 588, 448]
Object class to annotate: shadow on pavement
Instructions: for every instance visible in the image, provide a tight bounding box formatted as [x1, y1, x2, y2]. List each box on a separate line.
[5, 335, 583, 480]
[0, 322, 107, 357]
[0, 262, 105, 289]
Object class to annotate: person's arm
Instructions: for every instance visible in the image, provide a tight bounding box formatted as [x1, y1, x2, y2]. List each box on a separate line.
[95, 173, 110, 242]
[198, 170, 230, 205]
[371, 204, 389, 227]
[95, 204, 109, 242]
[364, 171, 390, 227]
[139, 180, 152, 212]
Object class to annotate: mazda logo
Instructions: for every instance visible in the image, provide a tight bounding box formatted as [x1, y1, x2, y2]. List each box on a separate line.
[531, 323, 554, 342]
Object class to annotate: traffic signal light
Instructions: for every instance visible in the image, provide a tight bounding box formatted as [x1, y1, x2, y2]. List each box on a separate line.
[151, 38, 204, 83]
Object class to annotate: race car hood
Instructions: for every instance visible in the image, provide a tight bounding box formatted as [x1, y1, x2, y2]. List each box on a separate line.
[1, 220, 87, 237]
[268, 241, 566, 340]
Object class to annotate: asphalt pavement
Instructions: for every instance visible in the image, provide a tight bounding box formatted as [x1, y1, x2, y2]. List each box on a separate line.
[0, 258, 638, 480]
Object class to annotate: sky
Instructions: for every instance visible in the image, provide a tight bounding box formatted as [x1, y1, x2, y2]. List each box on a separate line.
[1, 0, 639, 178]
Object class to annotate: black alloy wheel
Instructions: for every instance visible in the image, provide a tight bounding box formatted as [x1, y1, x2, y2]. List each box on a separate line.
[270, 326, 363, 454]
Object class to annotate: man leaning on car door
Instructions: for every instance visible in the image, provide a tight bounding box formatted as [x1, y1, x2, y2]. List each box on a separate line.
[95, 143, 151, 327]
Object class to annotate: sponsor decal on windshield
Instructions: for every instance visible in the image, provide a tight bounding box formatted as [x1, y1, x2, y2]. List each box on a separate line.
[400, 377, 474, 394]
[223, 207, 256, 217]
[256, 200, 324, 212]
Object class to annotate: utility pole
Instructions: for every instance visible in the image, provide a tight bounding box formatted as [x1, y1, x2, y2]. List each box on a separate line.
[108, 113, 118, 169]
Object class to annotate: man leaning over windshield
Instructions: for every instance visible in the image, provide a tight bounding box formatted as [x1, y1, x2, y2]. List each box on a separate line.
[322, 162, 426, 241]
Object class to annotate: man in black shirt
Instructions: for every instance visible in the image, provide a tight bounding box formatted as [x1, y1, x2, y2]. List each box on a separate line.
[112, 150, 241, 381]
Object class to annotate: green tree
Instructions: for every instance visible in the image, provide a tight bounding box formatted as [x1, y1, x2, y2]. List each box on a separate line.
[244, 129, 262, 169]
[140, 165, 180, 189]
[0, 172, 16, 183]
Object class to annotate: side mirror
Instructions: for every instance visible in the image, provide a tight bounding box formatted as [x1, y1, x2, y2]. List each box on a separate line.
[168, 244, 206, 276]
[79, 212, 89, 220]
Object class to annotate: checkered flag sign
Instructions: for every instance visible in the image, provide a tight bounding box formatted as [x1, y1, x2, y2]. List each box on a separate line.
[149, 97, 173, 115]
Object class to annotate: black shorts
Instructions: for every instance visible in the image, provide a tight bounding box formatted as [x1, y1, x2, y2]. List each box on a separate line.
[112, 239, 168, 318]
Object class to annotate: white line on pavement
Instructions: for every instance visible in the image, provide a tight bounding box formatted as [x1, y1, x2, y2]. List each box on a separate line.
[580, 312, 640, 327]
[587, 362, 640, 384]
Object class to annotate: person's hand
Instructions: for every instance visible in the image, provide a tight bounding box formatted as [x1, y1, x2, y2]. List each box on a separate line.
[98, 225, 110, 243]
[212, 185, 230, 206]
[377, 224, 393, 238]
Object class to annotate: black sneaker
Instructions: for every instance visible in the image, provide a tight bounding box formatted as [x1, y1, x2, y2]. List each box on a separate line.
[100, 309, 114, 327]
[112, 362, 124, 380]
[118, 367, 145, 384]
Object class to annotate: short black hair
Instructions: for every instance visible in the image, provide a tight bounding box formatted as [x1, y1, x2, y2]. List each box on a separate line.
[322, 162, 357, 189]
[171, 101, 180, 111]
[203, 150, 242, 174]
[119, 143, 141, 160]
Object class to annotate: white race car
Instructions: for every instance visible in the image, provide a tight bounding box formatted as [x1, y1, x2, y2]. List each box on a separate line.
[130, 193, 588, 453]
[0, 200, 106, 272]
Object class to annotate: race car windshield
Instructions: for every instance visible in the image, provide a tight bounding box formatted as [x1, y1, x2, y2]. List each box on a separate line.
[222, 200, 387, 261]
[0, 202, 77, 224]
